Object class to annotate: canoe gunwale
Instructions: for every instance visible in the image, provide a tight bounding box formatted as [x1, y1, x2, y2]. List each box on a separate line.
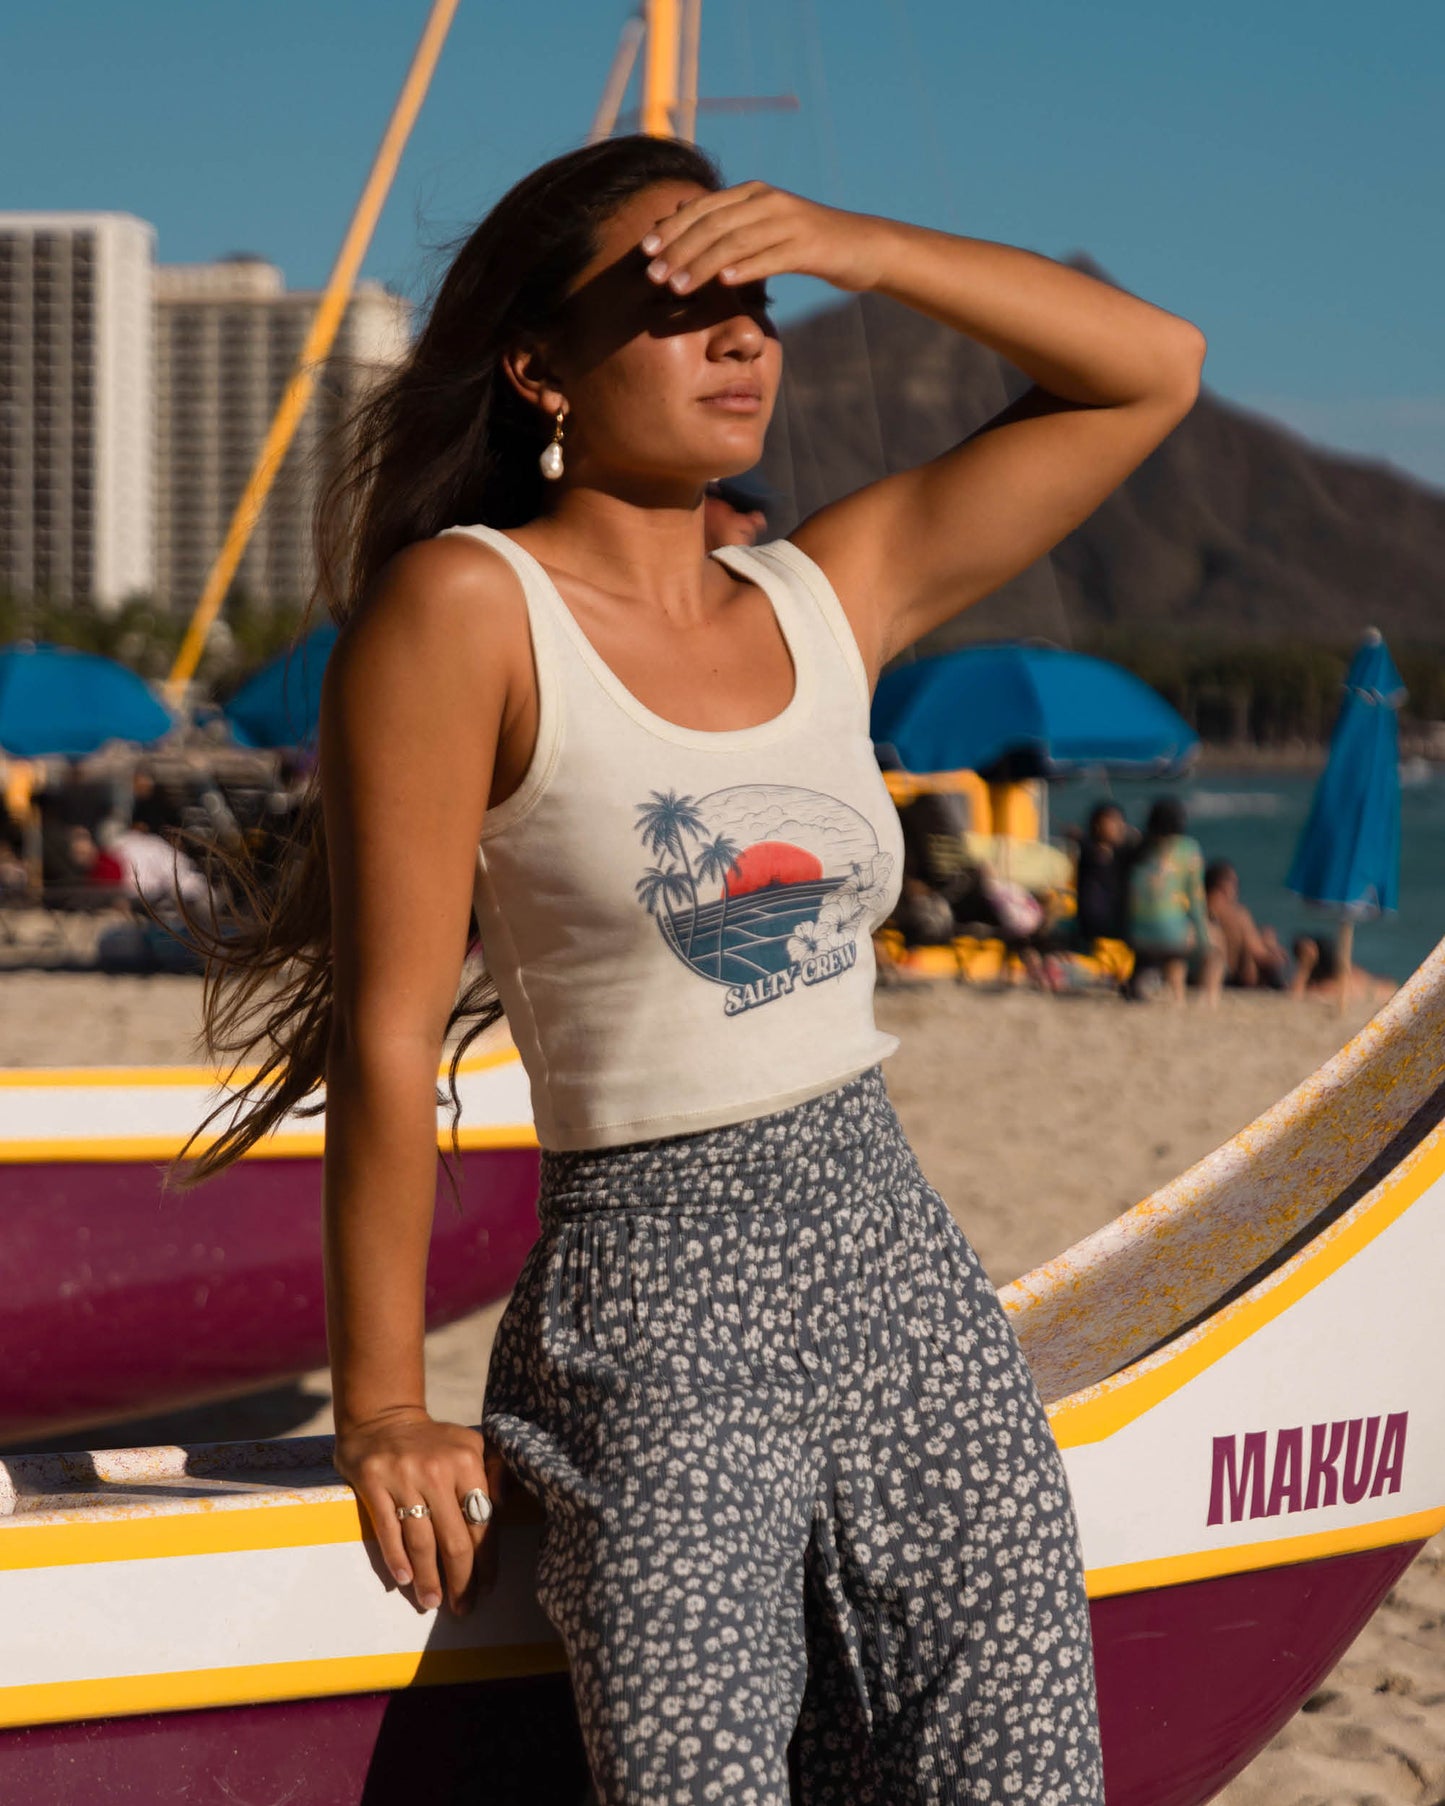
[1002, 939, 1445, 1404]
[1125, 1066, 1445, 1372]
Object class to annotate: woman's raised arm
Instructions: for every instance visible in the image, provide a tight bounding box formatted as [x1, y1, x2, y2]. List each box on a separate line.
[635, 183, 1205, 682]
[319, 534, 520, 1615]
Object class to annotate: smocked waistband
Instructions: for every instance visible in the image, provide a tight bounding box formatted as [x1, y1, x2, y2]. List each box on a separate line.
[536, 1065, 898, 1221]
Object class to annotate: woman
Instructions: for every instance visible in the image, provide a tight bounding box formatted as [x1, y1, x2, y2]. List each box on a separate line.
[1126, 797, 1223, 1005]
[177, 136, 1203, 1802]
[1073, 800, 1133, 947]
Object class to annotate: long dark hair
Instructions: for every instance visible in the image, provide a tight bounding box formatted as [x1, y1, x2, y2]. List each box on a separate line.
[1136, 795, 1189, 862]
[168, 136, 724, 1188]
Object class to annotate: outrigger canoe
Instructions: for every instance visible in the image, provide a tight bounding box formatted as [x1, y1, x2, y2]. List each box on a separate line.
[2, 940, 1442, 1803]
[0, 1049, 539, 1443]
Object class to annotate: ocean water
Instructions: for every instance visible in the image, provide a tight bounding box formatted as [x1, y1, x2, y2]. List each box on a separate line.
[1048, 766, 1445, 985]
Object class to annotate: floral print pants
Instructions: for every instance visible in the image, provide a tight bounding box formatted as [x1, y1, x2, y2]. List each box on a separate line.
[483, 1066, 1104, 1805]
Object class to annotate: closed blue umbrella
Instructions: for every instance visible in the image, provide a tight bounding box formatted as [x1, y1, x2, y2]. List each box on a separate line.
[1286, 629, 1404, 1007]
[0, 642, 174, 756]
[223, 625, 338, 750]
[870, 643, 1198, 777]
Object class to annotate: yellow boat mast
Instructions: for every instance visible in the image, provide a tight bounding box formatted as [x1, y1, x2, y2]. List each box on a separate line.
[597, 1, 700, 141]
[640, 0, 702, 141]
[168, 0, 698, 703]
[164, 0, 461, 703]
[641, 0, 681, 138]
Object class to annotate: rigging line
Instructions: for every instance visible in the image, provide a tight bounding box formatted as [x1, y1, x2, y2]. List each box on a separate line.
[732, 0, 795, 517]
[733, 0, 764, 175]
[164, 0, 463, 702]
[776, 352, 827, 532]
[761, 0, 794, 134]
[883, 0, 1075, 652]
[792, 0, 890, 494]
[678, 0, 703, 143]
[885, 0, 961, 234]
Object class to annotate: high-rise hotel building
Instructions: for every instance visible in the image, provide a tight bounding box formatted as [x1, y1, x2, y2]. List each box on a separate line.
[154, 259, 410, 611]
[0, 216, 410, 615]
[0, 212, 155, 608]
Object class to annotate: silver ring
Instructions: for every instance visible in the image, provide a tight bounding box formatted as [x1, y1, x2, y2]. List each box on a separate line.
[396, 1501, 431, 1521]
[462, 1487, 493, 1526]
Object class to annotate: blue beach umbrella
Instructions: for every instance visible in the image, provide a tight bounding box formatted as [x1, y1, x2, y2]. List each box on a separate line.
[1286, 628, 1404, 922]
[223, 625, 338, 749]
[870, 643, 1198, 778]
[0, 641, 174, 756]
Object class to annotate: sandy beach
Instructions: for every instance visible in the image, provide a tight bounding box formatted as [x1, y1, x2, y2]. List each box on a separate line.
[1, 965, 1439, 1801]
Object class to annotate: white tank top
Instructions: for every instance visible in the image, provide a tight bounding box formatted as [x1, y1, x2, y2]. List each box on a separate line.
[440, 523, 905, 1151]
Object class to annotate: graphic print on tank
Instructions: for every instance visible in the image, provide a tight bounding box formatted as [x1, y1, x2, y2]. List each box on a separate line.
[633, 784, 895, 1015]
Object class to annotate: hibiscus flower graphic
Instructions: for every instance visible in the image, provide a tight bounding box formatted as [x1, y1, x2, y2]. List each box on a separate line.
[786, 920, 828, 963]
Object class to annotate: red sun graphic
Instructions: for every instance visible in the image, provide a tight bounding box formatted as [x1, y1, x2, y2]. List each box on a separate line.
[724, 841, 823, 898]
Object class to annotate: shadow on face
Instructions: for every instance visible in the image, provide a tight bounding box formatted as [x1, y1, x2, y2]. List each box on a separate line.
[527, 182, 784, 496]
[561, 242, 779, 366]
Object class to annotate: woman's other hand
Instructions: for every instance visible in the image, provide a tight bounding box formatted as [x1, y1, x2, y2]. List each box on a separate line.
[334, 1408, 506, 1615]
[638, 180, 885, 297]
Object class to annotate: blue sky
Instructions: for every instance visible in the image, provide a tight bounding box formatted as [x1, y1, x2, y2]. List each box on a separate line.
[6, 0, 1442, 487]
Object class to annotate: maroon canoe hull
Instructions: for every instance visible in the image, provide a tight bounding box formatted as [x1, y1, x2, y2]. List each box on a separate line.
[0, 1677, 590, 1806]
[0, 1540, 1422, 1804]
[1094, 1539, 1422, 1806]
[0, 1148, 541, 1442]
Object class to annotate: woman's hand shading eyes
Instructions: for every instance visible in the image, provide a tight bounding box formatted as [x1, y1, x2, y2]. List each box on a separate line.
[639, 182, 883, 298]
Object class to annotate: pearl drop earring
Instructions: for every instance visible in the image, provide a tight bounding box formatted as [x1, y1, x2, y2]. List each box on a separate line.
[539, 408, 566, 481]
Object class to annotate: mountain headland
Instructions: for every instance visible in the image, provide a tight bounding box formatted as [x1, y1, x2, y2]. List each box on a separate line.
[757, 261, 1445, 739]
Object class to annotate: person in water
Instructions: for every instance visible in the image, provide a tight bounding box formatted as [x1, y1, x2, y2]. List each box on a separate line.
[174, 136, 1205, 1804]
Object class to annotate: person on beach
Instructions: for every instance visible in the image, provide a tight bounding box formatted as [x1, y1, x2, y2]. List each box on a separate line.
[1072, 800, 1134, 947]
[1125, 797, 1224, 1005]
[174, 136, 1204, 1803]
[1291, 933, 1396, 1007]
[110, 816, 212, 911]
[0, 784, 30, 899]
[1204, 858, 1295, 992]
[703, 472, 773, 547]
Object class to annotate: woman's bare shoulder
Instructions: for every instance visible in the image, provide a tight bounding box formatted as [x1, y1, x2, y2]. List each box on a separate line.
[356, 532, 530, 638]
[331, 534, 529, 683]
[322, 533, 532, 744]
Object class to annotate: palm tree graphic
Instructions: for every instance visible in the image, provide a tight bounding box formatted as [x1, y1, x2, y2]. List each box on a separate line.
[634, 790, 709, 956]
[635, 864, 694, 958]
[693, 832, 742, 977]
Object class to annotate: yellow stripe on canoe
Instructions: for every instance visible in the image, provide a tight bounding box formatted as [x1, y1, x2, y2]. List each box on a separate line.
[0, 1643, 568, 1730]
[0, 1122, 538, 1162]
[0, 1044, 521, 1090]
[1083, 1504, 1445, 1599]
[0, 1491, 544, 1572]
